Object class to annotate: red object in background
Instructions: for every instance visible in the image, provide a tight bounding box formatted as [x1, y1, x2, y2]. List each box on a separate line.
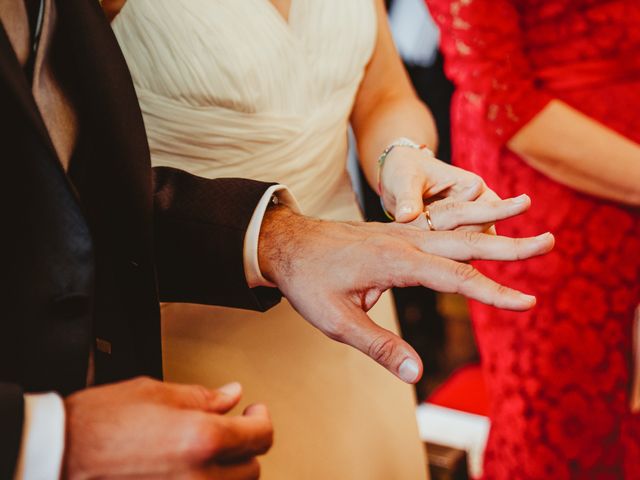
[428, 365, 489, 417]
[426, 0, 640, 478]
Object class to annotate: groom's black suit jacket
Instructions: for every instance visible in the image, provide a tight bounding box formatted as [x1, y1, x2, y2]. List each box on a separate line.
[0, 1, 282, 476]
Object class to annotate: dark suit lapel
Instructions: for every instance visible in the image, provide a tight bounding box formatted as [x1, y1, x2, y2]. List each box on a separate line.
[0, 23, 57, 159]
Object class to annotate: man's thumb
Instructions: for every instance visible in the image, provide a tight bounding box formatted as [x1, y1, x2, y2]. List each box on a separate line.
[331, 304, 423, 384]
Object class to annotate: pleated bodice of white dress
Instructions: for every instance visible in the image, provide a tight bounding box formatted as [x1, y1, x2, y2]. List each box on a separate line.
[113, 1, 428, 478]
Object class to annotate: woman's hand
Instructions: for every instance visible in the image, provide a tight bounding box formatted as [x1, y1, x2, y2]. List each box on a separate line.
[379, 146, 501, 227]
[409, 193, 532, 232]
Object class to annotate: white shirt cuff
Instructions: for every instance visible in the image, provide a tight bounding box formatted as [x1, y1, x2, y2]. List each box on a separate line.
[243, 185, 300, 288]
[14, 393, 65, 480]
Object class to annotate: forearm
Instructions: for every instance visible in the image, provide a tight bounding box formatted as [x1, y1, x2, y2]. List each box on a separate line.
[350, 0, 438, 193]
[508, 100, 640, 206]
[152, 167, 282, 310]
[353, 95, 437, 192]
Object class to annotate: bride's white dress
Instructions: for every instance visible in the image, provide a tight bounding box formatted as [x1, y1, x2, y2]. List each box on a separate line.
[113, 1, 427, 478]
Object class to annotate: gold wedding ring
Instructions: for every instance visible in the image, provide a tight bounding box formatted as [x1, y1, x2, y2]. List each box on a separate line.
[424, 207, 435, 231]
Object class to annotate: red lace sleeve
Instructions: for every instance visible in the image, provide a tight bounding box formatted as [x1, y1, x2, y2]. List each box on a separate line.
[427, 0, 553, 144]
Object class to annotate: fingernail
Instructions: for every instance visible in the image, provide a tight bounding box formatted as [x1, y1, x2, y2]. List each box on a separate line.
[398, 358, 420, 383]
[398, 204, 414, 217]
[512, 194, 529, 204]
[521, 294, 536, 305]
[218, 382, 242, 397]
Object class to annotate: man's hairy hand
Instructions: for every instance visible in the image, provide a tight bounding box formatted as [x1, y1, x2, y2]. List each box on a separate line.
[259, 199, 553, 384]
[63, 378, 272, 479]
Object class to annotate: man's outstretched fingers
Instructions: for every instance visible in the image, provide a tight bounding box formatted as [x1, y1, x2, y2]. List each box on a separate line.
[397, 250, 537, 311]
[448, 259, 536, 311]
[416, 230, 555, 261]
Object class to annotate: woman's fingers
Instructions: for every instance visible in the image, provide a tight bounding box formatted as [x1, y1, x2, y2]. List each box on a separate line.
[386, 173, 425, 223]
[433, 184, 503, 233]
[382, 149, 437, 223]
[474, 188, 503, 234]
[449, 180, 484, 202]
[422, 194, 532, 231]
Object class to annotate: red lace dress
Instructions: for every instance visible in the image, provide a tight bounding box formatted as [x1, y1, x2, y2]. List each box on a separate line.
[426, 0, 640, 478]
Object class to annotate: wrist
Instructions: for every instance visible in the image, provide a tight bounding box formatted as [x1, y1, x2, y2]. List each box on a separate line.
[61, 393, 91, 480]
[257, 204, 305, 285]
[61, 396, 76, 480]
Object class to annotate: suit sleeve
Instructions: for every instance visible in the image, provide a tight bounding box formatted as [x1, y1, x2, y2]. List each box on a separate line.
[0, 384, 24, 479]
[152, 166, 283, 311]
